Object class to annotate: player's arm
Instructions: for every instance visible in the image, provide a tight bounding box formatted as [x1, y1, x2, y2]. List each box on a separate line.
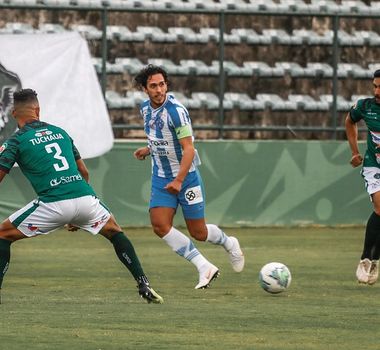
[134, 146, 150, 160]
[165, 135, 195, 194]
[76, 158, 89, 183]
[345, 112, 363, 167]
[0, 170, 6, 184]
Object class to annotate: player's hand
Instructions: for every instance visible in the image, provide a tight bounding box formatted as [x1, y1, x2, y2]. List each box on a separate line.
[165, 179, 182, 194]
[65, 224, 79, 232]
[134, 147, 150, 160]
[350, 153, 363, 168]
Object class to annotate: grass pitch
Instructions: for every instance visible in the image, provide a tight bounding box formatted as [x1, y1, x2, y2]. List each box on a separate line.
[1, 227, 378, 350]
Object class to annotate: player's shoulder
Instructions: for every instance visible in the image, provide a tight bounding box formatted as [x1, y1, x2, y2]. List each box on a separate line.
[352, 97, 376, 110]
[165, 93, 188, 113]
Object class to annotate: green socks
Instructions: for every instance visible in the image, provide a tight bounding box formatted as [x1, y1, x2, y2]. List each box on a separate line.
[110, 232, 145, 281]
[0, 239, 11, 289]
[362, 212, 380, 260]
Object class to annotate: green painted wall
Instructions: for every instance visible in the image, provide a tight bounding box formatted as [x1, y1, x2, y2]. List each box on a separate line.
[0, 140, 370, 227]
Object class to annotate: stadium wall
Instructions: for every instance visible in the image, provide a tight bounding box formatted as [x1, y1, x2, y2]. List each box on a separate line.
[0, 140, 370, 227]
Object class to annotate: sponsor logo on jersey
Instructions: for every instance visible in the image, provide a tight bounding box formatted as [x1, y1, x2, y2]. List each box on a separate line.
[49, 173, 83, 187]
[0, 142, 6, 154]
[29, 132, 64, 146]
[149, 140, 169, 147]
[35, 129, 53, 137]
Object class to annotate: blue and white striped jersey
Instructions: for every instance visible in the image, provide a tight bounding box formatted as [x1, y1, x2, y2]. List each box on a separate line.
[139, 93, 201, 178]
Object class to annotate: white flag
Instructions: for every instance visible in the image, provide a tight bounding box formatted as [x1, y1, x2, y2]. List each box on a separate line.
[0, 32, 113, 159]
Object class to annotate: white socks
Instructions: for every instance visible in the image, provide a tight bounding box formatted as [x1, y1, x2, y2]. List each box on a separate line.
[206, 224, 233, 251]
[163, 227, 209, 270]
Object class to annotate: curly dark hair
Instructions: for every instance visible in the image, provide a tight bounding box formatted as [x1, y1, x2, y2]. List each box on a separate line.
[13, 88, 38, 103]
[134, 64, 169, 89]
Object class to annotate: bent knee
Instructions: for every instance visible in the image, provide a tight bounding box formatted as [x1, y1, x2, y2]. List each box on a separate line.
[188, 228, 208, 241]
[151, 223, 172, 237]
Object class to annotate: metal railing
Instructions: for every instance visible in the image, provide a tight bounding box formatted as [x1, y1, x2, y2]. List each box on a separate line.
[0, 1, 377, 138]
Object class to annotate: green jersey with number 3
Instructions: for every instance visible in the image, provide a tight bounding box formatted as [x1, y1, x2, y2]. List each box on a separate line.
[0, 120, 95, 202]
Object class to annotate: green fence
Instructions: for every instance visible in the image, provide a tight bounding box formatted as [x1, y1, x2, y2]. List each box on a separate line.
[0, 140, 370, 227]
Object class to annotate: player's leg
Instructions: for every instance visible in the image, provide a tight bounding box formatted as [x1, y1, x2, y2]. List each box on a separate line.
[366, 191, 380, 285]
[72, 196, 163, 303]
[99, 215, 163, 303]
[357, 170, 380, 284]
[0, 219, 30, 304]
[180, 170, 244, 273]
[150, 206, 218, 289]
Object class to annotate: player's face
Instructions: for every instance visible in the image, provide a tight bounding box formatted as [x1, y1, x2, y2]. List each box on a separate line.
[373, 78, 380, 103]
[144, 73, 168, 108]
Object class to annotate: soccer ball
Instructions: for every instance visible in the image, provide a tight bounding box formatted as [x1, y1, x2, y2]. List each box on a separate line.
[259, 262, 292, 294]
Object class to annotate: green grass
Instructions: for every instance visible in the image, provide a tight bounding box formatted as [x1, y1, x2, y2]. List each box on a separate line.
[1, 227, 379, 350]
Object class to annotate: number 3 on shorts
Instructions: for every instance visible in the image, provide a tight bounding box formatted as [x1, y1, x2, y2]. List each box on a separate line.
[45, 142, 69, 171]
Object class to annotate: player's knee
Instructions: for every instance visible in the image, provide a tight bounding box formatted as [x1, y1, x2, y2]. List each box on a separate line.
[188, 228, 207, 241]
[151, 223, 171, 237]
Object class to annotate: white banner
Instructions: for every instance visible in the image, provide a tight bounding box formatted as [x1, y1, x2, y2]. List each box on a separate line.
[0, 32, 113, 159]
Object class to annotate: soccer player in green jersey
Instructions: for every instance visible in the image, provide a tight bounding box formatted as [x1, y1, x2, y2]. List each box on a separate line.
[0, 88, 163, 304]
[345, 69, 380, 285]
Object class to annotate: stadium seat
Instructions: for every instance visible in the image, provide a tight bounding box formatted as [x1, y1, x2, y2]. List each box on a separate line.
[262, 29, 302, 45]
[71, 24, 102, 40]
[351, 94, 372, 104]
[320, 94, 352, 111]
[199, 28, 241, 44]
[256, 94, 297, 110]
[230, 28, 268, 45]
[39, 23, 67, 34]
[245, 0, 284, 12]
[170, 91, 202, 109]
[115, 57, 145, 74]
[288, 94, 329, 111]
[224, 92, 265, 110]
[167, 27, 209, 44]
[147, 58, 182, 75]
[340, 0, 370, 15]
[136, 26, 177, 42]
[126, 90, 147, 105]
[211, 60, 252, 77]
[38, 0, 73, 6]
[303, 63, 333, 78]
[92, 58, 124, 74]
[179, 59, 217, 76]
[309, 0, 340, 14]
[106, 90, 135, 109]
[106, 25, 145, 41]
[355, 31, 380, 46]
[4, 22, 35, 34]
[277, 0, 312, 13]
[292, 29, 332, 45]
[275, 62, 305, 77]
[368, 63, 380, 73]
[338, 63, 371, 79]
[191, 92, 233, 110]
[243, 61, 284, 77]
[216, 0, 251, 11]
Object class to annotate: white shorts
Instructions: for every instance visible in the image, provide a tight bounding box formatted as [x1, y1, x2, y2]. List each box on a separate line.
[9, 195, 111, 237]
[361, 167, 380, 197]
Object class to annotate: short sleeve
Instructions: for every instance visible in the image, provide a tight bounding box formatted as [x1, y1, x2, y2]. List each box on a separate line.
[349, 99, 365, 123]
[0, 137, 18, 173]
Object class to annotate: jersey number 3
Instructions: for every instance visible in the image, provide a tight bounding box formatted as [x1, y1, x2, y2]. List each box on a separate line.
[45, 143, 69, 171]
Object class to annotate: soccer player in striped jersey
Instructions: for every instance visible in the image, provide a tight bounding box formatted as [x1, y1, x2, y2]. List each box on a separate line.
[346, 69, 380, 285]
[133, 65, 244, 289]
[0, 88, 163, 304]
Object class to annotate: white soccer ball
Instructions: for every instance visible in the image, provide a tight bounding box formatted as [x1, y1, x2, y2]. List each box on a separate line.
[259, 262, 292, 294]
